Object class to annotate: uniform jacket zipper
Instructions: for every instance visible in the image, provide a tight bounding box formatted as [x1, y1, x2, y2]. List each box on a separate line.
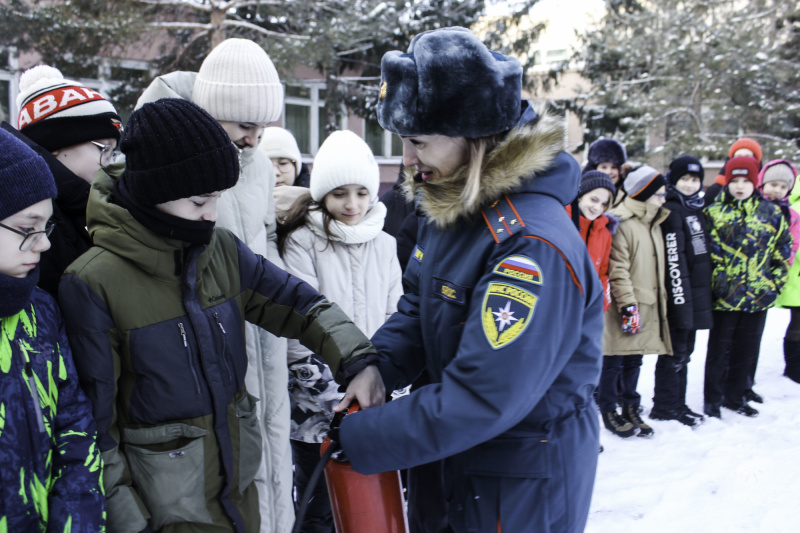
[214, 313, 234, 384]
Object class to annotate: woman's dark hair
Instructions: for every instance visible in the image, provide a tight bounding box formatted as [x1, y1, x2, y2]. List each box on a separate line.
[277, 196, 339, 255]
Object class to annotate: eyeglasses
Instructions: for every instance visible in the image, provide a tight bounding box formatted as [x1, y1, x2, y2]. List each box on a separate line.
[654, 192, 667, 199]
[0, 221, 55, 251]
[90, 141, 120, 167]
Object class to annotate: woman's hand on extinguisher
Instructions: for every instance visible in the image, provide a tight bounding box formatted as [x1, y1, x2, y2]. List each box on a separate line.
[334, 365, 385, 412]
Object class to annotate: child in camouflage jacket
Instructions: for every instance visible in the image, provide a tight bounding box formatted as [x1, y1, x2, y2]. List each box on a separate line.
[703, 156, 791, 419]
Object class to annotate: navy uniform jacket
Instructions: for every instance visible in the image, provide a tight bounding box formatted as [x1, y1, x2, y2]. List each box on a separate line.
[340, 104, 603, 533]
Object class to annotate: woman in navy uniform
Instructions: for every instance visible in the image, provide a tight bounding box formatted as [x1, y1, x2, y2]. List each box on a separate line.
[337, 28, 603, 533]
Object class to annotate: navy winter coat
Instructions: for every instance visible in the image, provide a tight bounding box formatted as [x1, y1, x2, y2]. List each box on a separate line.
[662, 187, 713, 331]
[340, 103, 603, 533]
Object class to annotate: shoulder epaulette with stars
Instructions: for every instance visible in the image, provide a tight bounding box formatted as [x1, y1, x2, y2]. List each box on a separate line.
[481, 195, 526, 244]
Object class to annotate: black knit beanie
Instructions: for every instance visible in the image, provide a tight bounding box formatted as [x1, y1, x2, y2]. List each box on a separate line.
[578, 170, 616, 199]
[120, 98, 239, 205]
[667, 155, 704, 185]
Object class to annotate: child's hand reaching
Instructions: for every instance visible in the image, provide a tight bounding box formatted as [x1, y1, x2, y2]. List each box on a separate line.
[621, 305, 641, 334]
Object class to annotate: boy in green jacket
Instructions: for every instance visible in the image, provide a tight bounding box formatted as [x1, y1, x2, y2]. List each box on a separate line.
[59, 99, 382, 533]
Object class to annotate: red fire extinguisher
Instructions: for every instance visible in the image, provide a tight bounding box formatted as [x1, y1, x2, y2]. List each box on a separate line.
[320, 403, 409, 533]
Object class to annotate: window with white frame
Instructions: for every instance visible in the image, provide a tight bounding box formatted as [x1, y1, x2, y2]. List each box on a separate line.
[283, 84, 346, 155]
[364, 116, 402, 158]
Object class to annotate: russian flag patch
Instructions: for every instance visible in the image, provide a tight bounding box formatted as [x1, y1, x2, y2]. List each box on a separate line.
[492, 255, 542, 285]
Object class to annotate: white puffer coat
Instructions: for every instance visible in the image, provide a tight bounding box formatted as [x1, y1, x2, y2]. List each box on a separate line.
[281, 202, 403, 442]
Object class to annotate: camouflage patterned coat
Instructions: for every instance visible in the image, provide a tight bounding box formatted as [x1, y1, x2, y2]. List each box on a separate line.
[704, 189, 791, 312]
[0, 288, 105, 532]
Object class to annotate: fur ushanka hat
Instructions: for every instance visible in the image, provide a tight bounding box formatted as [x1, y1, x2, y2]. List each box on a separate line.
[584, 138, 627, 171]
[376, 27, 522, 138]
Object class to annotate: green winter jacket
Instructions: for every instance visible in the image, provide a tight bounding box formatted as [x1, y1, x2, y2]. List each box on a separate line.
[704, 189, 791, 312]
[59, 167, 376, 533]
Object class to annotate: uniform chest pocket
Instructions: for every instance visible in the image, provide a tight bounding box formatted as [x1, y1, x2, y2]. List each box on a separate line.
[433, 277, 471, 307]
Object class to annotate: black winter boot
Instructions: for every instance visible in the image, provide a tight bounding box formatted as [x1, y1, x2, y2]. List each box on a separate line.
[601, 410, 638, 438]
[622, 404, 654, 438]
[784, 338, 800, 384]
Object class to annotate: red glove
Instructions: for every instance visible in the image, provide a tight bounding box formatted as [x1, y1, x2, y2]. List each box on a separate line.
[621, 305, 641, 334]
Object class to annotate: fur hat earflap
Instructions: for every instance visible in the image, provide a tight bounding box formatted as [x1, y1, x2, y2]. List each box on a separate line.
[585, 138, 627, 171]
[377, 27, 522, 138]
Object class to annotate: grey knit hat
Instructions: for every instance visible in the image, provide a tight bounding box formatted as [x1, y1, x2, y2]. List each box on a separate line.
[623, 165, 666, 201]
[376, 27, 522, 138]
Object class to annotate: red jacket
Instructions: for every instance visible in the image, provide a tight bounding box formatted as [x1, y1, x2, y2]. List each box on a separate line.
[566, 205, 615, 311]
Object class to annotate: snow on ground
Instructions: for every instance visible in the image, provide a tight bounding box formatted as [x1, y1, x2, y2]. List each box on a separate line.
[587, 308, 800, 533]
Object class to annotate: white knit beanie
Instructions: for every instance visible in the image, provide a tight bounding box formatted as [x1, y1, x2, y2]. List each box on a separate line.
[310, 130, 380, 202]
[258, 127, 302, 178]
[192, 39, 283, 124]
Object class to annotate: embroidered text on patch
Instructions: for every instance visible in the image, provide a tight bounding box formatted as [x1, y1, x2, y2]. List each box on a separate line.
[482, 282, 537, 349]
[492, 255, 542, 285]
[412, 244, 424, 263]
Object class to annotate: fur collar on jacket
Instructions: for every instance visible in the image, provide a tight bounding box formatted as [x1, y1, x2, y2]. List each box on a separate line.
[402, 103, 565, 228]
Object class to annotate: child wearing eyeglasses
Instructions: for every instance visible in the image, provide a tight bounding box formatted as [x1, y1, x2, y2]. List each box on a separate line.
[0, 65, 122, 298]
[600, 165, 672, 439]
[0, 127, 105, 531]
[703, 157, 791, 418]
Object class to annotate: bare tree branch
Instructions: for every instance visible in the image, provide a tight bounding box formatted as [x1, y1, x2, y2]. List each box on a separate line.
[222, 19, 310, 39]
[135, 0, 211, 12]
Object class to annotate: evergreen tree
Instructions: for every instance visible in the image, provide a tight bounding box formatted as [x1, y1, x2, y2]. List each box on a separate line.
[568, 0, 800, 164]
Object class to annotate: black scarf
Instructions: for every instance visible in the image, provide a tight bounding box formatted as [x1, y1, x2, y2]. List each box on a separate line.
[668, 184, 705, 210]
[0, 267, 39, 319]
[113, 178, 215, 245]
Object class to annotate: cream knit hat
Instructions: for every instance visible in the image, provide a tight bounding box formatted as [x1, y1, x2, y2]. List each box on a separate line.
[192, 39, 283, 124]
[259, 127, 302, 179]
[310, 130, 380, 202]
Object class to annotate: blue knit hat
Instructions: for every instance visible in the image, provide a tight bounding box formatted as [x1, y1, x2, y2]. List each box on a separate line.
[0, 127, 57, 221]
[578, 170, 615, 199]
[377, 27, 523, 138]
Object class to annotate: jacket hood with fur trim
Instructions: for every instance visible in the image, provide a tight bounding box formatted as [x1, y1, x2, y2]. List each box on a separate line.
[402, 101, 578, 228]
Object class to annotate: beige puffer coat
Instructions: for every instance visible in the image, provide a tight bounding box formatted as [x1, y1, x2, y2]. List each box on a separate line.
[603, 197, 673, 356]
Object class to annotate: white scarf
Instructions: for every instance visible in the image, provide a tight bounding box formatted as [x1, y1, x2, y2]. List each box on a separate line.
[306, 201, 387, 244]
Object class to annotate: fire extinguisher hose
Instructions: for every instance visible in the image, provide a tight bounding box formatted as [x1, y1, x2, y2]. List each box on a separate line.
[291, 432, 338, 533]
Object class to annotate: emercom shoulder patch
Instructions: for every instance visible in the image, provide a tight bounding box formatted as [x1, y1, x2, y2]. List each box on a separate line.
[482, 282, 537, 350]
[492, 255, 542, 285]
[412, 244, 424, 263]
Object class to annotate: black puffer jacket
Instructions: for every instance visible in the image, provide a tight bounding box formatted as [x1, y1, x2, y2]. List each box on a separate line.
[662, 187, 713, 331]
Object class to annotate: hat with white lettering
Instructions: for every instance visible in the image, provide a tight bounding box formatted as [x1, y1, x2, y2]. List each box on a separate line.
[16, 65, 122, 152]
[667, 155, 705, 185]
[724, 156, 760, 187]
